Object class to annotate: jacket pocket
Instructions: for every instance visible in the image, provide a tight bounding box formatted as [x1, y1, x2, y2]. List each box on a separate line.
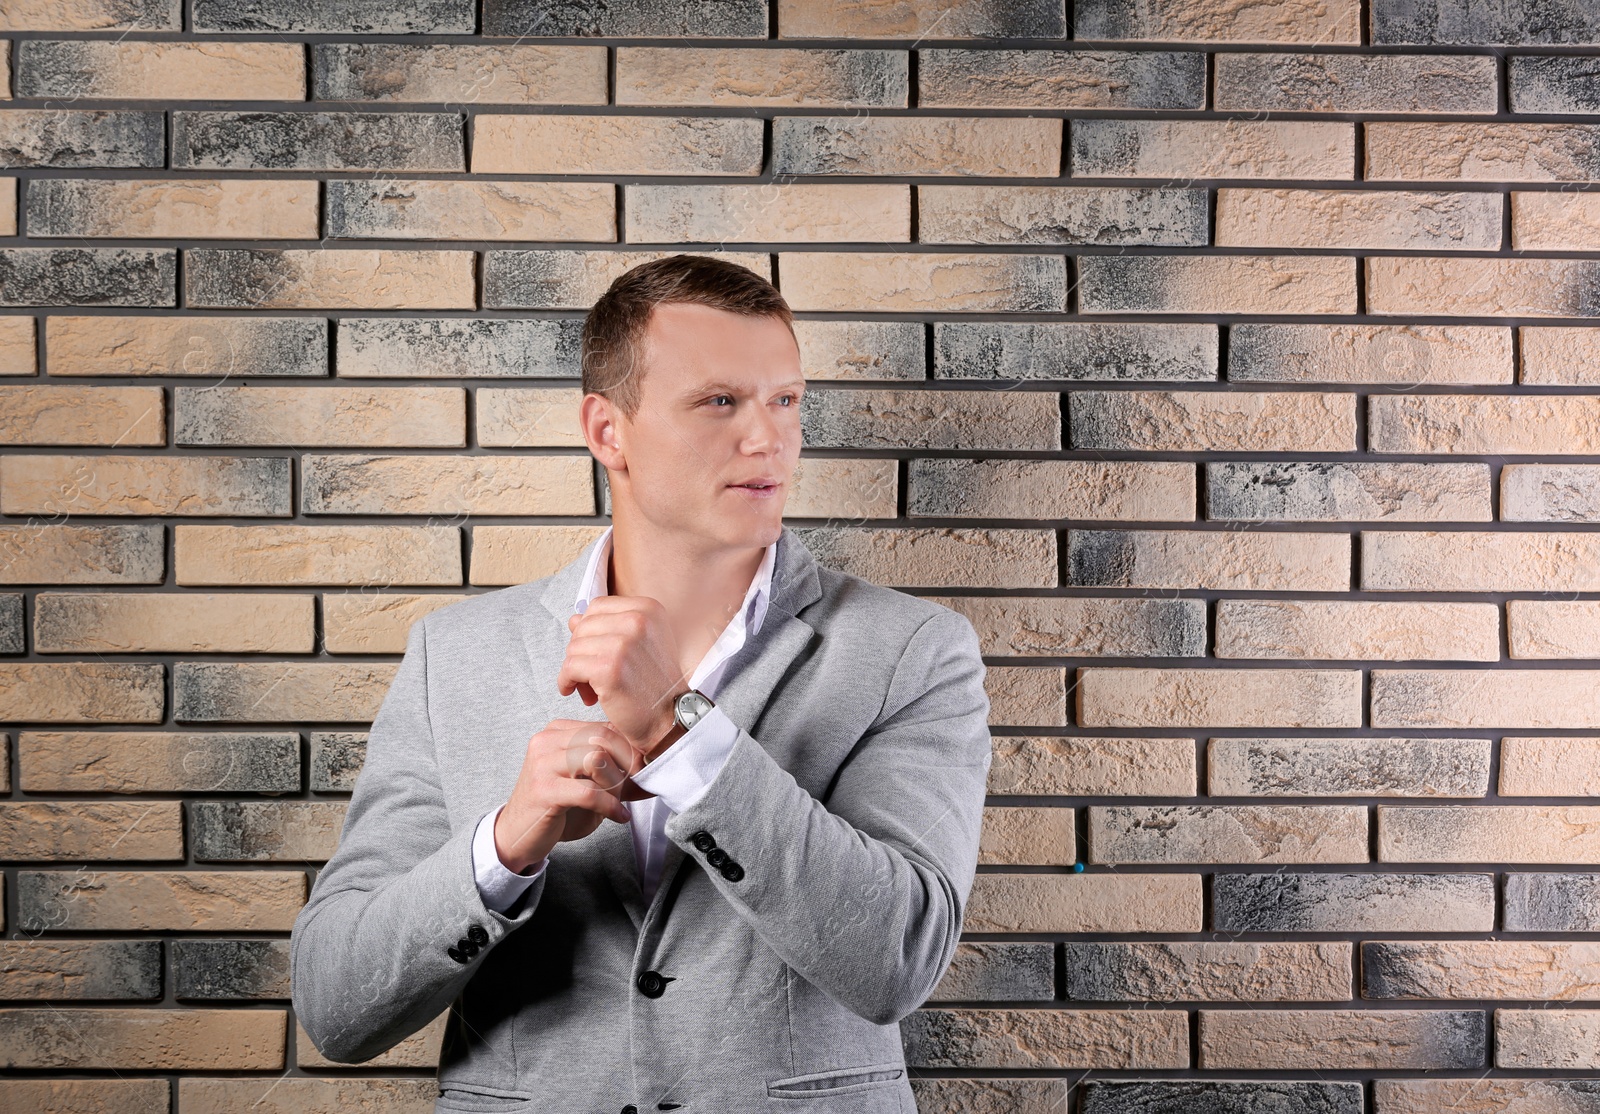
[436, 1082, 533, 1112]
[767, 1062, 906, 1099]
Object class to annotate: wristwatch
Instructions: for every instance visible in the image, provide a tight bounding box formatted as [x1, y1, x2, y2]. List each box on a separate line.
[672, 688, 715, 732]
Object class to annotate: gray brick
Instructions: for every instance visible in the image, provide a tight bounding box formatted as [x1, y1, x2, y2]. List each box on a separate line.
[310, 731, 366, 792]
[484, 0, 767, 36]
[193, 0, 475, 32]
[172, 111, 463, 171]
[1373, 0, 1600, 45]
[172, 939, 290, 1000]
[0, 940, 160, 999]
[772, 115, 1062, 177]
[0, 110, 163, 168]
[800, 387, 1061, 451]
[1081, 1081, 1362, 1114]
[0, 248, 174, 307]
[337, 318, 582, 379]
[920, 49, 1205, 110]
[1215, 53, 1497, 113]
[1071, 118, 1355, 181]
[1208, 737, 1492, 798]
[919, 185, 1208, 246]
[1511, 54, 1600, 114]
[0, 595, 21, 653]
[189, 800, 345, 861]
[927, 942, 1054, 1002]
[936, 322, 1216, 382]
[912, 1078, 1069, 1114]
[1504, 872, 1600, 931]
[1206, 461, 1492, 522]
[1213, 872, 1495, 933]
[1067, 940, 1351, 1002]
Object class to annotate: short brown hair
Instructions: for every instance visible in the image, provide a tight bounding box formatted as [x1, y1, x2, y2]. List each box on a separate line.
[580, 254, 796, 421]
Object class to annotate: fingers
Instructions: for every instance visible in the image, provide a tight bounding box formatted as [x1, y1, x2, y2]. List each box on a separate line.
[540, 776, 630, 825]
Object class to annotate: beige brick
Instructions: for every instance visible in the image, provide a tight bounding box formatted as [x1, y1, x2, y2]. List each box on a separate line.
[1363, 531, 1600, 592]
[176, 385, 464, 448]
[1373, 394, 1600, 455]
[905, 1007, 1189, 1070]
[796, 321, 922, 383]
[181, 1077, 437, 1113]
[0, 1077, 168, 1114]
[469, 524, 605, 586]
[989, 736, 1197, 796]
[910, 459, 1194, 521]
[920, 49, 1203, 110]
[1215, 188, 1500, 250]
[1214, 52, 1494, 111]
[1521, 325, 1600, 385]
[322, 592, 472, 655]
[1510, 600, 1600, 658]
[1378, 1078, 1600, 1112]
[472, 114, 763, 176]
[1215, 600, 1499, 661]
[1367, 122, 1600, 182]
[982, 667, 1069, 728]
[0, 801, 180, 861]
[1228, 323, 1512, 385]
[1069, 941, 1352, 1002]
[0, 3, 157, 31]
[19, 870, 304, 932]
[1068, 530, 1351, 592]
[802, 387, 1061, 451]
[175, 524, 461, 587]
[778, 457, 900, 522]
[15, 40, 302, 99]
[30, 178, 315, 240]
[918, 184, 1207, 246]
[979, 806, 1074, 866]
[314, 43, 605, 104]
[797, 526, 1056, 588]
[20, 729, 297, 793]
[1368, 256, 1600, 317]
[626, 183, 907, 243]
[780, 251, 1065, 312]
[965, 873, 1202, 934]
[1501, 736, 1600, 795]
[1199, 1010, 1484, 1069]
[1497, 1010, 1600, 1069]
[1513, 190, 1600, 250]
[0, 1008, 285, 1070]
[45, 315, 324, 378]
[1089, 804, 1368, 864]
[1208, 737, 1492, 798]
[0, 663, 162, 723]
[328, 180, 613, 242]
[1070, 119, 1354, 180]
[0, 315, 34, 374]
[0, 384, 163, 446]
[1070, 389, 1355, 451]
[301, 454, 593, 516]
[1502, 463, 1600, 522]
[176, 662, 393, 722]
[33, 592, 311, 653]
[185, 249, 476, 310]
[475, 386, 584, 447]
[1078, 0, 1358, 42]
[0, 177, 14, 236]
[1078, 255, 1357, 315]
[1372, 669, 1600, 729]
[778, 0, 1065, 38]
[484, 249, 771, 309]
[1380, 805, 1600, 863]
[1367, 940, 1600, 1000]
[1, 454, 289, 517]
[615, 47, 906, 108]
[0, 524, 163, 585]
[1079, 668, 1363, 728]
[774, 115, 1060, 177]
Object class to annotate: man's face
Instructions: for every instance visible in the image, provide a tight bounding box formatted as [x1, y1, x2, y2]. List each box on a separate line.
[593, 301, 805, 550]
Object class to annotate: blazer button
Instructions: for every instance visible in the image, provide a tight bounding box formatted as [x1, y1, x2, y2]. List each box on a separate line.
[457, 937, 479, 957]
[705, 848, 728, 868]
[720, 861, 745, 882]
[447, 945, 469, 964]
[635, 970, 673, 998]
[466, 924, 488, 947]
[689, 830, 716, 852]
[622, 1106, 638, 1114]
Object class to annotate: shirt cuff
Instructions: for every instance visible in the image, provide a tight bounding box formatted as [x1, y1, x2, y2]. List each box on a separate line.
[471, 803, 546, 914]
[630, 703, 740, 814]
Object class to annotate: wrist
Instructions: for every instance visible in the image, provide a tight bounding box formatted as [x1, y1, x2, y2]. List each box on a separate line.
[493, 803, 541, 875]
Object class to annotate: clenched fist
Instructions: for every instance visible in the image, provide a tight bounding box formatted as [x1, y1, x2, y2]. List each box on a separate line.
[556, 594, 691, 760]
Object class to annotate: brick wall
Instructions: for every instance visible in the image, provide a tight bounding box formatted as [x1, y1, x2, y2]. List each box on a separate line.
[2, 0, 1600, 1111]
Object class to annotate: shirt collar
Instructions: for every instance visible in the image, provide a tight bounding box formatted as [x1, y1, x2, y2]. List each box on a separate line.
[574, 525, 778, 641]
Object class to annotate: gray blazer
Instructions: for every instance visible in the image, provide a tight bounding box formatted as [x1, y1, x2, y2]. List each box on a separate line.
[290, 524, 993, 1114]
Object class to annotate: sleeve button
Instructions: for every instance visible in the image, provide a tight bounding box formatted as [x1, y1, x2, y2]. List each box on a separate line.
[466, 924, 488, 946]
[720, 862, 745, 882]
[689, 830, 716, 852]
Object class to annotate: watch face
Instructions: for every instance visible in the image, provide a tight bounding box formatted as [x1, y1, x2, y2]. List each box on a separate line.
[676, 689, 713, 726]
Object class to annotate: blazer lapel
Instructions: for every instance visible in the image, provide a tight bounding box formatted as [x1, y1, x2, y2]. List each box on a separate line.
[523, 525, 824, 931]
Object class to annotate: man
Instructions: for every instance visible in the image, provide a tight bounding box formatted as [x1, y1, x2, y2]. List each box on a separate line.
[290, 254, 993, 1114]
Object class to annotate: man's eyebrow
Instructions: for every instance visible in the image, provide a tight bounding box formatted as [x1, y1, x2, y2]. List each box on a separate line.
[680, 378, 807, 399]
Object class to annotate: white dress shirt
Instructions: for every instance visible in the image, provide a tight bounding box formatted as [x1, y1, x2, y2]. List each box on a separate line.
[471, 526, 777, 912]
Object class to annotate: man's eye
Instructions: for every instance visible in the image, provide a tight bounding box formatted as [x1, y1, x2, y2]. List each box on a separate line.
[709, 395, 733, 406]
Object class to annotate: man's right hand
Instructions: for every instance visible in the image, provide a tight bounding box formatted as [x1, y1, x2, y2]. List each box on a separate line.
[492, 718, 643, 874]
